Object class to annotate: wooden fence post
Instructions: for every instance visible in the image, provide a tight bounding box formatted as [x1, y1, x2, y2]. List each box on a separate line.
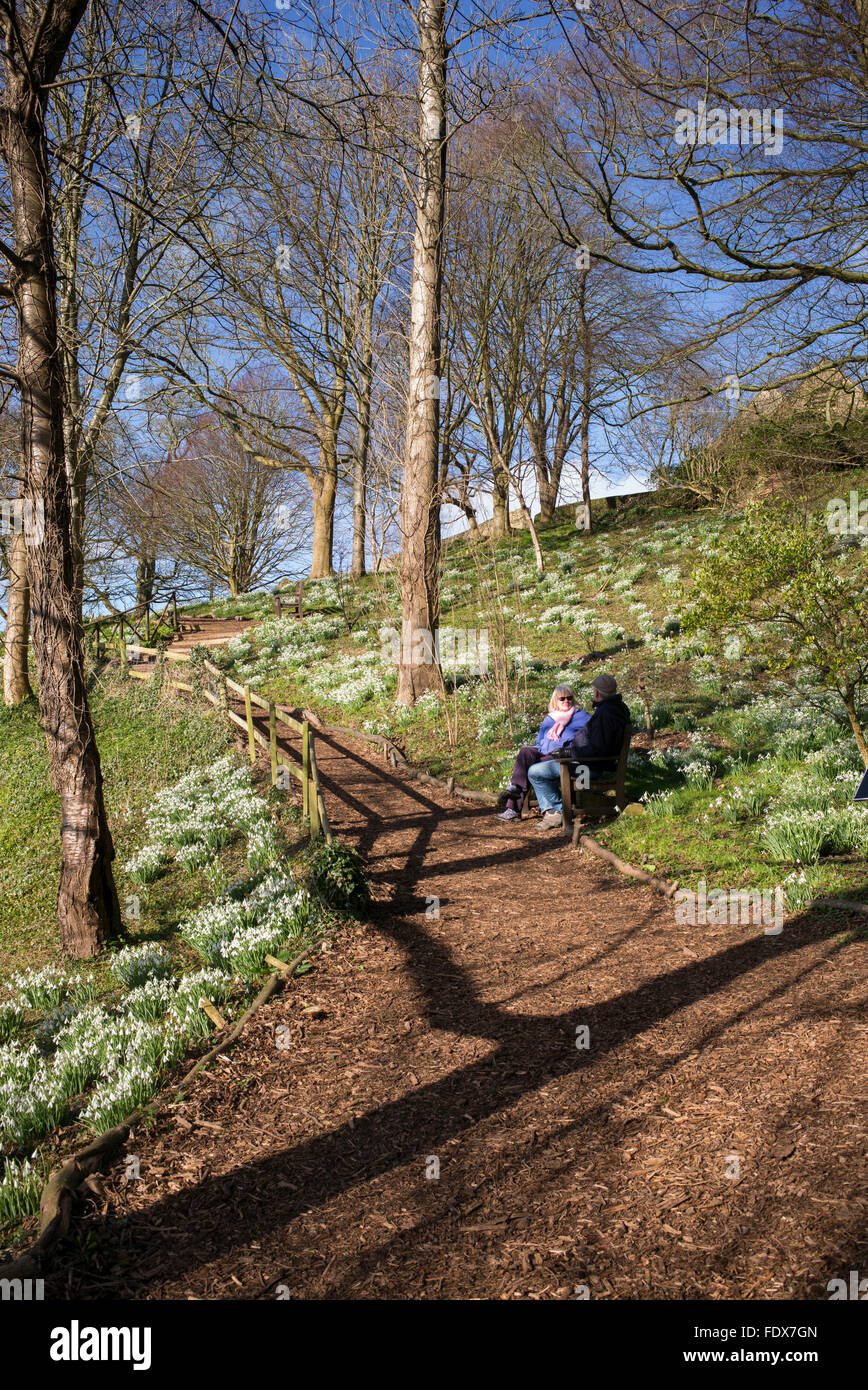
[118, 620, 127, 672]
[302, 721, 310, 826]
[269, 703, 278, 786]
[309, 737, 325, 842]
[244, 686, 256, 766]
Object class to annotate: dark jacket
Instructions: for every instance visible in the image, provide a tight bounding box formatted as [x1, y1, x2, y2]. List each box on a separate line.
[536, 706, 590, 754]
[568, 693, 630, 770]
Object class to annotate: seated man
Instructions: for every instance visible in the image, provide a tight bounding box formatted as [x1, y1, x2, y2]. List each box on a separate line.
[528, 673, 630, 831]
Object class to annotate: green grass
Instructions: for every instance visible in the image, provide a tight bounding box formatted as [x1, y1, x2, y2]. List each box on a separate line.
[594, 753, 868, 903]
[0, 673, 234, 978]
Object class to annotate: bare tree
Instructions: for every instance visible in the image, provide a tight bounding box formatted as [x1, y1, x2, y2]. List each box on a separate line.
[52, 2, 229, 612]
[447, 133, 538, 540]
[397, 0, 447, 702]
[537, 1, 868, 400]
[0, 0, 122, 956]
[155, 383, 310, 596]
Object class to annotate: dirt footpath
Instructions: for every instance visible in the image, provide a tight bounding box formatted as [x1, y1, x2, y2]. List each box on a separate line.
[167, 617, 258, 654]
[48, 728, 867, 1300]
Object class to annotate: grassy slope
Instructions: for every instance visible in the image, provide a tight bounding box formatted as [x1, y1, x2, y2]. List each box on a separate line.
[3, 465, 862, 973]
[0, 672, 325, 1253]
[0, 674, 236, 979]
[188, 464, 868, 907]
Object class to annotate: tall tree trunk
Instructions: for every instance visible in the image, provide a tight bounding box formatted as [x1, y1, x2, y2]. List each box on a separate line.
[537, 472, 557, 527]
[135, 548, 156, 618]
[578, 266, 593, 531]
[3, 527, 33, 704]
[398, 0, 446, 704]
[64, 402, 86, 613]
[351, 305, 374, 580]
[308, 375, 344, 580]
[310, 445, 337, 578]
[843, 688, 868, 768]
[351, 422, 368, 580]
[1, 0, 121, 957]
[528, 410, 558, 527]
[489, 456, 511, 538]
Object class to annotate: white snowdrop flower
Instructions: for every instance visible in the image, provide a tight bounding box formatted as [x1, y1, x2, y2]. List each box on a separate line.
[110, 944, 174, 989]
[124, 844, 168, 883]
[11, 965, 67, 1010]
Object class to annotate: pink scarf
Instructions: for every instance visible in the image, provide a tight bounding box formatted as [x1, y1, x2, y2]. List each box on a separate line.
[547, 706, 573, 742]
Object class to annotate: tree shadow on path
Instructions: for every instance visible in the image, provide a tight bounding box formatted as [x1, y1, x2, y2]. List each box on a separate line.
[59, 895, 850, 1296]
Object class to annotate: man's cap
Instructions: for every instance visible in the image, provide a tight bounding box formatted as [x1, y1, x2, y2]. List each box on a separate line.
[592, 673, 618, 696]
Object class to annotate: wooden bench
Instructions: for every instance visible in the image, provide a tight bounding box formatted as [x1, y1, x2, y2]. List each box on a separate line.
[274, 580, 304, 619]
[559, 725, 633, 829]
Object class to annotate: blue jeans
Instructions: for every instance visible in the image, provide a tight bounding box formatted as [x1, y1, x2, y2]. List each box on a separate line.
[528, 758, 566, 813]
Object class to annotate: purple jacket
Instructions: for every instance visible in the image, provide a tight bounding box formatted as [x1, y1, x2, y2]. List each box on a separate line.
[536, 707, 591, 754]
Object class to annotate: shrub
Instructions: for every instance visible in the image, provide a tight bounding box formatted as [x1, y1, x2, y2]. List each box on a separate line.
[305, 842, 370, 912]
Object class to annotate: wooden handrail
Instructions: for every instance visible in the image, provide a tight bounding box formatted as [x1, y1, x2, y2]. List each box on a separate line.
[273, 701, 305, 735]
[85, 589, 179, 638]
[120, 632, 328, 842]
[124, 644, 189, 663]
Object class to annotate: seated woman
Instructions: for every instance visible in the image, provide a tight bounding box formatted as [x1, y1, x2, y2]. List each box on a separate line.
[497, 684, 590, 821]
[529, 672, 630, 830]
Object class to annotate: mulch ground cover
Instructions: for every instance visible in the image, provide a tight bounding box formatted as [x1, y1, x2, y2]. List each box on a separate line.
[45, 727, 866, 1300]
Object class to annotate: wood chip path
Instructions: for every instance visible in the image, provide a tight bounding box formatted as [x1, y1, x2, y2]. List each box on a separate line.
[47, 719, 867, 1300]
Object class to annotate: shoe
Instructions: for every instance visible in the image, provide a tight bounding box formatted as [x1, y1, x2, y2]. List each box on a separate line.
[537, 810, 563, 830]
[497, 807, 518, 821]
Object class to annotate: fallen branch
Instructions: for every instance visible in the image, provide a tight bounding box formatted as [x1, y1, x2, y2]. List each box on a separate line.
[811, 897, 868, 916]
[578, 834, 679, 899]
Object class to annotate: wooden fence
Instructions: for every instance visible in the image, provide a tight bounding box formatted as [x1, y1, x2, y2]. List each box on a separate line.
[124, 644, 332, 843]
[85, 591, 181, 661]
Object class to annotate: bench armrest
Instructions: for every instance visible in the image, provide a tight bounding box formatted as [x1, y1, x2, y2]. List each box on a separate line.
[555, 752, 617, 764]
